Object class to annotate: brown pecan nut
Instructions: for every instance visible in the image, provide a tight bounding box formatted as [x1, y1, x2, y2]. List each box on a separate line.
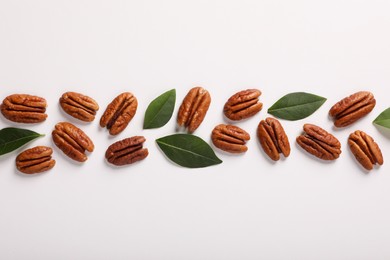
[60, 92, 99, 122]
[296, 124, 341, 160]
[100, 92, 138, 135]
[257, 117, 290, 161]
[223, 89, 263, 121]
[329, 91, 375, 127]
[348, 130, 383, 170]
[177, 87, 211, 133]
[52, 122, 94, 162]
[1, 94, 47, 123]
[105, 136, 148, 166]
[16, 146, 56, 174]
[211, 124, 250, 153]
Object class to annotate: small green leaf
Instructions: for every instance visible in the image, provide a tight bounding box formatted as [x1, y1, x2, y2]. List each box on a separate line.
[268, 92, 327, 120]
[156, 134, 222, 168]
[0, 127, 44, 156]
[373, 107, 390, 129]
[143, 89, 176, 129]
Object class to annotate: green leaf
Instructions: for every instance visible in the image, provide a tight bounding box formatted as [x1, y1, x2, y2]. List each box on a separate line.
[268, 92, 327, 120]
[143, 89, 176, 129]
[0, 127, 44, 156]
[373, 107, 390, 129]
[156, 134, 222, 168]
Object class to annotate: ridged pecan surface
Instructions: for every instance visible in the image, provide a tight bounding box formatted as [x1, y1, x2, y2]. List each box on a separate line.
[348, 130, 383, 170]
[296, 124, 341, 160]
[52, 122, 94, 162]
[60, 92, 99, 122]
[257, 117, 290, 161]
[224, 89, 262, 121]
[329, 91, 375, 127]
[211, 124, 250, 153]
[177, 87, 211, 133]
[16, 146, 55, 174]
[100, 92, 138, 135]
[105, 136, 148, 166]
[1, 94, 47, 123]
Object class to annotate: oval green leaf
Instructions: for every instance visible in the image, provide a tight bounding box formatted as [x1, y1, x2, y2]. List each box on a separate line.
[143, 89, 176, 129]
[268, 92, 327, 120]
[156, 134, 222, 168]
[0, 127, 44, 156]
[373, 107, 390, 129]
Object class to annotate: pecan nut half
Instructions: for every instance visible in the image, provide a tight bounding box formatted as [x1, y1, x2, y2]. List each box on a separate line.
[105, 136, 148, 166]
[1, 94, 47, 123]
[257, 117, 290, 161]
[100, 92, 138, 135]
[52, 122, 94, 162]
[329, 91, 375, 127]
[60, 92, 99, 122]
[348, 130, 383, 170]
[296, 124, 341, 160]
[211, 124, 250, 153]
[177, 87, 211, 133]
[224, 89, 263, 121]
[16, 146, 56, 174]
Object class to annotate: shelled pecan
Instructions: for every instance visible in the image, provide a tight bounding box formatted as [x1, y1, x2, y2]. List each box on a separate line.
[211, 124, 250, 153]
[257, 117, 290, 161]
[348, 130, 383, 170]
[52, 122, 94, 162]
[60, 92, 99, 122]
[100, 92, 138, 135]
[329, 91, 375, 127]
[16, 146, 55, 174]
[1, 94, 47, 123]
[296, 124, 341, 160]
[177, 87, 211, 133]
[224, 89, 263, 121]
[105, 136, 148, 166]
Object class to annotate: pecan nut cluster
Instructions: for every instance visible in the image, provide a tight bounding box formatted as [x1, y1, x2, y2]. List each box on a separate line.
[224, 89, 263, 121]
[52, 122, 94, 162]
[211, 124, 250, 153]
[1, 94, 47, 123]
[177, 87, 211, 133]
[60, 92, 99, 122]
[257, 117, 290, 161]
[16, 146, 56, 174]
[348, 130, 383, 170]
[329, 91, 375, 127]
[105, 136, 148, 166]
[296, 124, 341, 160]
[100, 92, 138, 135]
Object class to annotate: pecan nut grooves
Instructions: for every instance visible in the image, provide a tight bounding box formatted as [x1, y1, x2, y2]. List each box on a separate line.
[296, 124, 341, 160]
[348, 130, 383, 170]
[1, 94, 47, 123]
[16, 146, 56, 174]
[52, 122, 94, 162]
[224, 89, 263, 121]
[100, 92, 138, 135]
[211, 124, 250, 153]
[329, 91, 376, 127]
[105, 136, 148, 166]
[60, 92, 99, 122]
[177, 87, 211, 133]
[257, 117, 290, 161]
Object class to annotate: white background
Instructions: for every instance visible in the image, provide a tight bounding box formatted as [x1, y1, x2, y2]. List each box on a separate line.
[1, 0, 390, 259]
